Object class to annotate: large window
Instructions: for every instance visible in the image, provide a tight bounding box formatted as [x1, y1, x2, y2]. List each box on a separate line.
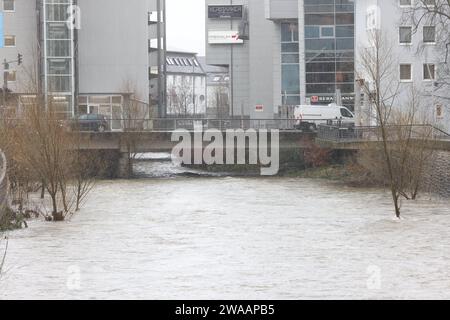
[423, 26, 436, 43]
[3, 0, 14, 11]
[304, 0, 355, 108]
[400, 64, 412, 81]
[423, 64, 435, 80]
[4, 35, 16, 47]
[44, 0, 75, 111]
[281, 23, 300, 105]
[399, 26, 412, 44]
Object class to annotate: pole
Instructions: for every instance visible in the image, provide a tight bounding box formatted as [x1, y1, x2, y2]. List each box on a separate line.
[162, 0, 167, 118]
[2, 60, 7, 109]
[192, 58, 195, 115]
[157, 0, 162, 117]
[229, 0, 234, 119]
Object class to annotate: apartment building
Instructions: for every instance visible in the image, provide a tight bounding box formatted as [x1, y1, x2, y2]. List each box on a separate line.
[355, 0, 449, 130]
[1, 0, 166, 128]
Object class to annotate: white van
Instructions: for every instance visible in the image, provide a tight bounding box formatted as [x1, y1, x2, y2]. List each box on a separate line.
[294, 104, 355, 131]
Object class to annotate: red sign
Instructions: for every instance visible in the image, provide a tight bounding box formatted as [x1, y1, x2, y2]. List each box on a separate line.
[311, 96, 319, 103]
[255, 105, 264, 112]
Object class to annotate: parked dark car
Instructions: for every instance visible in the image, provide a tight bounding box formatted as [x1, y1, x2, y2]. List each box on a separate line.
[71, 114, 110, 132]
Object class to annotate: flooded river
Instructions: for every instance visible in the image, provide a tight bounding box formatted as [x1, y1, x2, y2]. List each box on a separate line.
[1, 158, 450, 299]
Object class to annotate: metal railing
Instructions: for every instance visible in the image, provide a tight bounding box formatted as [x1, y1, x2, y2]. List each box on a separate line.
[318, 124, 450, 143]
[0, 117, 331, 132]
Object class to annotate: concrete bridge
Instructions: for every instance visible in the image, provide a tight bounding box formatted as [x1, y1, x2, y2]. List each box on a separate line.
[73, 129, 318, 177]
[71, 123, 450, 179]
[73, 130, 316, 153]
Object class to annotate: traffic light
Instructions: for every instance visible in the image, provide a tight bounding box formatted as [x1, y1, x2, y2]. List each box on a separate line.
[17, 53, 23, 65]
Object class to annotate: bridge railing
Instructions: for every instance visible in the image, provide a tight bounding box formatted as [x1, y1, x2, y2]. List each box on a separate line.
[152, 118, 306, 131]
[1, 117, 331, 132]
[318, 124, 450, 143]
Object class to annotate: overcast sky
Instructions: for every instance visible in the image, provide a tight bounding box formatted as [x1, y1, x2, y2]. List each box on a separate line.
[167, 0, 206, 55]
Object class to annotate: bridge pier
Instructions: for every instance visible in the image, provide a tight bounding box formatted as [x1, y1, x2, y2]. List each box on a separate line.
[118, 153, 133, 179]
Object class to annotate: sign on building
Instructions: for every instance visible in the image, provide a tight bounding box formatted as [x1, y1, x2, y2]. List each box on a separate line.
[255, 105, 264, 112]
[0, 13, 4, 48]
[208, 5, 243, 19]
[208, 31, 244, 44]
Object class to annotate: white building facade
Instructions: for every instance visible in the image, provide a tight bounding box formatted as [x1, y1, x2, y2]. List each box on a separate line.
[166, 51, 207, 116]
[355, 0, 450, 131]
[1, 0, 161, 129]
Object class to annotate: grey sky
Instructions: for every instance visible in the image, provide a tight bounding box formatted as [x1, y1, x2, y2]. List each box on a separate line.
[167, 0, 206, 55]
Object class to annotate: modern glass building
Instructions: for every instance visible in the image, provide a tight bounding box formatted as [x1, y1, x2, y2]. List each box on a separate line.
[304, 0, 355, 107]
[205, 0, 356, 120]
[40, 0, 76, 117]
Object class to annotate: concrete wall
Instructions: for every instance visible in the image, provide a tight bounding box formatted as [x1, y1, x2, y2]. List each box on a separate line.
[265, 0, 298, 20]
[205, 0, 282, 119]
[77, 0, 150, 102]
[427, 151, 450, 198]
[205, 0, 250, 117]
[248, 0, 278, 119]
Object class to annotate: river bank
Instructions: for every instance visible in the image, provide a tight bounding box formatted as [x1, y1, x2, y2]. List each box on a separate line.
[187, 162, 384, 188]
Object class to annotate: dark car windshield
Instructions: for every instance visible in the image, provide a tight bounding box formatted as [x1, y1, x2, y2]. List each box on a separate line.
[88, 114, 103, 120]
[340, 108, 354, 118]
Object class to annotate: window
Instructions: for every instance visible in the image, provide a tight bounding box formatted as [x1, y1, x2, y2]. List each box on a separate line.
[281, 22, 300, 105]
[423, 64, 435, 80]
[4, 35, 16, 47]
[399, 27, 412, 44]
[320, 26, 335, 38]
[400, 64, 412, 81]
[3, 0, 14, 11]
[340, 108, 354, 118]
[436, 104, 443, 119]
[399, 0, 412, 7]
[423, 26, 436, 43]
[422, 0, 435, 7]
[6, 70, 16, 82]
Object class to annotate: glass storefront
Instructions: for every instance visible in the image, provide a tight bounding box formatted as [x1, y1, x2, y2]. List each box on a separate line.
[78, 95, 124, 131]
[304, 0, 355, 109]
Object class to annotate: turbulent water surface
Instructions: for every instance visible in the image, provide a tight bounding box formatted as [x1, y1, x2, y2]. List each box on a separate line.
[1, 157, 450, 299]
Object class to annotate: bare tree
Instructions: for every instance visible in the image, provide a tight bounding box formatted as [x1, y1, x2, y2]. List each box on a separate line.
[357, 31, 440, 217]
[0, 236, 7, 279]
[210, 86, 230, 118]
[167, 76, 193, 116]
[119, 81, 149, 178]
[358, 30, 404, 218]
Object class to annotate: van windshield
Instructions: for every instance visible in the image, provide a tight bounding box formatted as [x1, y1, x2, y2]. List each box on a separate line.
[340, 108, 354, 118]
